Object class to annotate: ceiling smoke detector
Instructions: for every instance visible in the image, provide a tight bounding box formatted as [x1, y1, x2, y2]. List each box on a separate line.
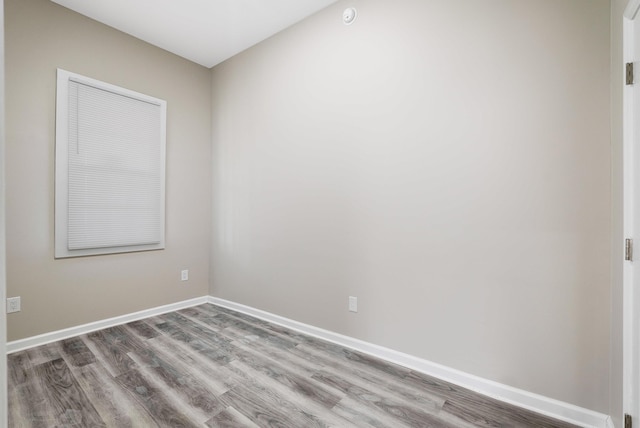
[343, 7, 357, 25]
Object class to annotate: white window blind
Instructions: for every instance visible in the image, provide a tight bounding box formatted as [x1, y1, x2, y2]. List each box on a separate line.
[55, 69, 166, 258]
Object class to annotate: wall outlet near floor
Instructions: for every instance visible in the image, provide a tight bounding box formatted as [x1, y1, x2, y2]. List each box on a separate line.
[181, 269, 189, 281]
[348, 296, 358, 313]
[7, 296, 21, 313]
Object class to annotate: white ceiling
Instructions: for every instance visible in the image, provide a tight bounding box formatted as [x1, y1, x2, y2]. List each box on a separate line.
[50, 0, 340, 68]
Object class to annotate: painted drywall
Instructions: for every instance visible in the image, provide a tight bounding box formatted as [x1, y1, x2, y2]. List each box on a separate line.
[5, 0, 212, 341]
[610, 0, 625, 425]
[0, 0, 7, 424]
[211, 0, 611, 412]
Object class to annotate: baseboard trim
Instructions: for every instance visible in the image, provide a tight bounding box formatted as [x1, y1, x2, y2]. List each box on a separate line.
[209, 297, 612, 428]
[6, 296, 209, 354]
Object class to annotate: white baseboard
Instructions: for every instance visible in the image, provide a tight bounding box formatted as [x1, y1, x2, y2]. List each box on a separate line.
[6, 296, 209, 354]
[209, 297, 612, 428]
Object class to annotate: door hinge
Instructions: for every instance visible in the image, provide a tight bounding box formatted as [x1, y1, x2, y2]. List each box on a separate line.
[628, 62, 635, 85]
[626, 239, 633, 261]
[625, 414, 632, 428]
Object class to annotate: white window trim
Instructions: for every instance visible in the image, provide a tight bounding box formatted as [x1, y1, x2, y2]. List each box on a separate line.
[55, 69, 166, 258]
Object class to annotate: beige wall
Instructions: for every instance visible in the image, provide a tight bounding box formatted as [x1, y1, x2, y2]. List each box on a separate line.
[5, 0, 212, 340]
[1, 0, 6, 424]
[211, 0, 612, 412]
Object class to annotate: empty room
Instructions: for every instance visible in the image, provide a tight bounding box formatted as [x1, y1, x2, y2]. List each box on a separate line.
[0, 0, 636, 426]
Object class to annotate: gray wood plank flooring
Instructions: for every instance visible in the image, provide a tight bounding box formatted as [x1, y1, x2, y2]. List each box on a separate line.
[8, 304, 579, 427]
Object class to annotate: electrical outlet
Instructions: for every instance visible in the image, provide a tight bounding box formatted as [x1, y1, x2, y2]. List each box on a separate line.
[7, 297, 21, 313]
[348, 296, 358, 313]
[181, 269, 189, 281]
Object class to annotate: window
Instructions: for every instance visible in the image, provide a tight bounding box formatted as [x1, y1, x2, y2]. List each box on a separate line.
[55, 69, 166, 258]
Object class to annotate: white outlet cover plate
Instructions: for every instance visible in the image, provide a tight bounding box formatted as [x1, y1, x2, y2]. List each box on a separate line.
[7, 297, 21, 313]
[348, 296, 357, 312]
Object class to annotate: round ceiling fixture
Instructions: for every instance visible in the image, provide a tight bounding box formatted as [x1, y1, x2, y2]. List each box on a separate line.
[343, 7, 357, 25]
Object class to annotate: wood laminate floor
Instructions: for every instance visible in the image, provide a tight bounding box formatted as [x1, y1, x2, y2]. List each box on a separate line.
[8, 304, 579, 427]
